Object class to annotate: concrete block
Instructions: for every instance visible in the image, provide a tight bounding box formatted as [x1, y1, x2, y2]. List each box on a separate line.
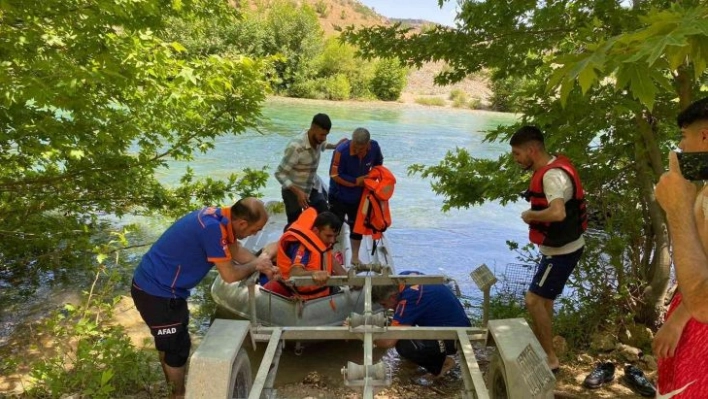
[186, 319, 251, 399]
[486, 318, 555, 399]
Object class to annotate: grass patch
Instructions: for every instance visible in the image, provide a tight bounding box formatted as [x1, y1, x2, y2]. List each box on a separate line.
[468, 97, 483, 109]
[414, 97, 446, 106]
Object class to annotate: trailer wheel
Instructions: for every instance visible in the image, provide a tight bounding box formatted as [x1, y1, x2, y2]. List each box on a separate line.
[229, 348, 252, 399]
[486, 350, 510, 399]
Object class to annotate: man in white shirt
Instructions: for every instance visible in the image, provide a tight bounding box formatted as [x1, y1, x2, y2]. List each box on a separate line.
[510, 125, 587, 372]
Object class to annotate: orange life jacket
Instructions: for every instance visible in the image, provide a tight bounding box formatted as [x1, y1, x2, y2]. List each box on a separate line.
[353, 165, 396, 240]
[276, 207, 333, 300]
[525, 155, 587, 247]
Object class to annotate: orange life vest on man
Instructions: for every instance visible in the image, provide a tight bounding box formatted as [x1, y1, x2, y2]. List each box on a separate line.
[276, 207, 333, 300]
[525, 155, 587, 247]
[353, 165, 395, 240]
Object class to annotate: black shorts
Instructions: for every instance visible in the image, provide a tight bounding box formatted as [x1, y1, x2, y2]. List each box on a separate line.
[529, 247, 584, 300]
[282, 188, 328, 226]
[329, 199, 362, 240]
[131, 281, 191, 367]
[395, 339, 457, 375]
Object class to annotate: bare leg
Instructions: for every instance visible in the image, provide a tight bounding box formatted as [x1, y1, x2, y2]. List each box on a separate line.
[351, 238, 362, 265]
[544, 299, 554, 320]
[439, 355, 456, 376]
[525, 291, 558, 369]
[159, 352, 186, 399]
[416, 356, 456, 386]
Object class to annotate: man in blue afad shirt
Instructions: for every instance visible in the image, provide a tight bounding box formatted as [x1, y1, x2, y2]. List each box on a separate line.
[131, 197, 278, 399]
[328, 127, 384, 265]
[371, 271, 471, 386]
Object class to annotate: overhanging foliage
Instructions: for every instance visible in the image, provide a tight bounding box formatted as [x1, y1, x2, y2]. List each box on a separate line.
[0, 0, 271, 276]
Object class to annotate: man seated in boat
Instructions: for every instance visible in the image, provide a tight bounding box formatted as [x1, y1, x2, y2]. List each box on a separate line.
[263, 208, 348, 299]
[370, 271, 472, 386]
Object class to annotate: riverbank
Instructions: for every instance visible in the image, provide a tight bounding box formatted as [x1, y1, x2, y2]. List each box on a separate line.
[268, 60, 494, 112]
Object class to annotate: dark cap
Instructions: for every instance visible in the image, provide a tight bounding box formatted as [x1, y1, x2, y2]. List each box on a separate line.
[311, 113, 332, 131]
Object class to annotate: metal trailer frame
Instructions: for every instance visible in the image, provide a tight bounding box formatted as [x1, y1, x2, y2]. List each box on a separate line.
[186, 265, 555, 399]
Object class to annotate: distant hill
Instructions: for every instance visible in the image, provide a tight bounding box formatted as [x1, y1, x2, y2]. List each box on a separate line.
[298, 0, 390, 35]
[389, 18, 437, 28]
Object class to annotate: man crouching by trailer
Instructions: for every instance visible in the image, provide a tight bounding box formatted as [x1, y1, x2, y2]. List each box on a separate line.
[371, 271, 471, 386]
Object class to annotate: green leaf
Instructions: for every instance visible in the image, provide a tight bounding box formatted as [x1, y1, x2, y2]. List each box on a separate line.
[646, 33, 688, 66]
[101, 369, 114, 386]
[96, 253, 107, 264]
[546, 63, 573, 93]
[170, 42, 187, 53]
[578, 67, 597, 95]
[559, 79, 574, 108]
[622, 64, 657, 110]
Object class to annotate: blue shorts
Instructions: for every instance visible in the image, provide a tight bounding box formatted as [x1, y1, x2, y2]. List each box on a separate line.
[529, 247, 584, 300]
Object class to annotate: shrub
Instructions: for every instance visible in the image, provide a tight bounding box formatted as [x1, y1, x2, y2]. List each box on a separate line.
[28, 315, 159, 399]
[414, 97, 446, 106]
[489, 76, 522, 112]
[449, 89, 466, 101]
[288, 79, 324, 99]
[320, 74, 351, 100]
[370, 58, 407, 101]
[488, 293, 528, 321]
[448, 89, 467, 108]
[26, 248, 161, 398]
[353, 2, 377, 19]
[314, 38, 374, 99]
[314, 0, 329, 17]
[468, 97, 483, 109]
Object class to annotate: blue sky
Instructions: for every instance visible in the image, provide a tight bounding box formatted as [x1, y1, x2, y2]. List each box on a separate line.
[358, 0, 458, 27]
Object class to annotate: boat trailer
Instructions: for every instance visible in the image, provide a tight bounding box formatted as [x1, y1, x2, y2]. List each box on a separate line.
[185, 265, 555, 398]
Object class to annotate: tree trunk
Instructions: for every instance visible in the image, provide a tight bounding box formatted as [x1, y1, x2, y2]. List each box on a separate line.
[676, 66, 693, 111]
[635, 112, 671, 326]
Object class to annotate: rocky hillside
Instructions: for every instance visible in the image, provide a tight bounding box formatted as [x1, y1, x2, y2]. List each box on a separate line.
[306, 0, 491, 107]
[253, 0, 491, 107]
[306, 0, 389, 35]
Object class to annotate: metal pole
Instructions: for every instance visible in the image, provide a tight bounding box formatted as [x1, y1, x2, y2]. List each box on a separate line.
[248, 283, 257, 324]
[249, 328, 283, 399]
[483, 287, 491, 327]
[363, 331, 374, 399]
[363, 273, 374, 399]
